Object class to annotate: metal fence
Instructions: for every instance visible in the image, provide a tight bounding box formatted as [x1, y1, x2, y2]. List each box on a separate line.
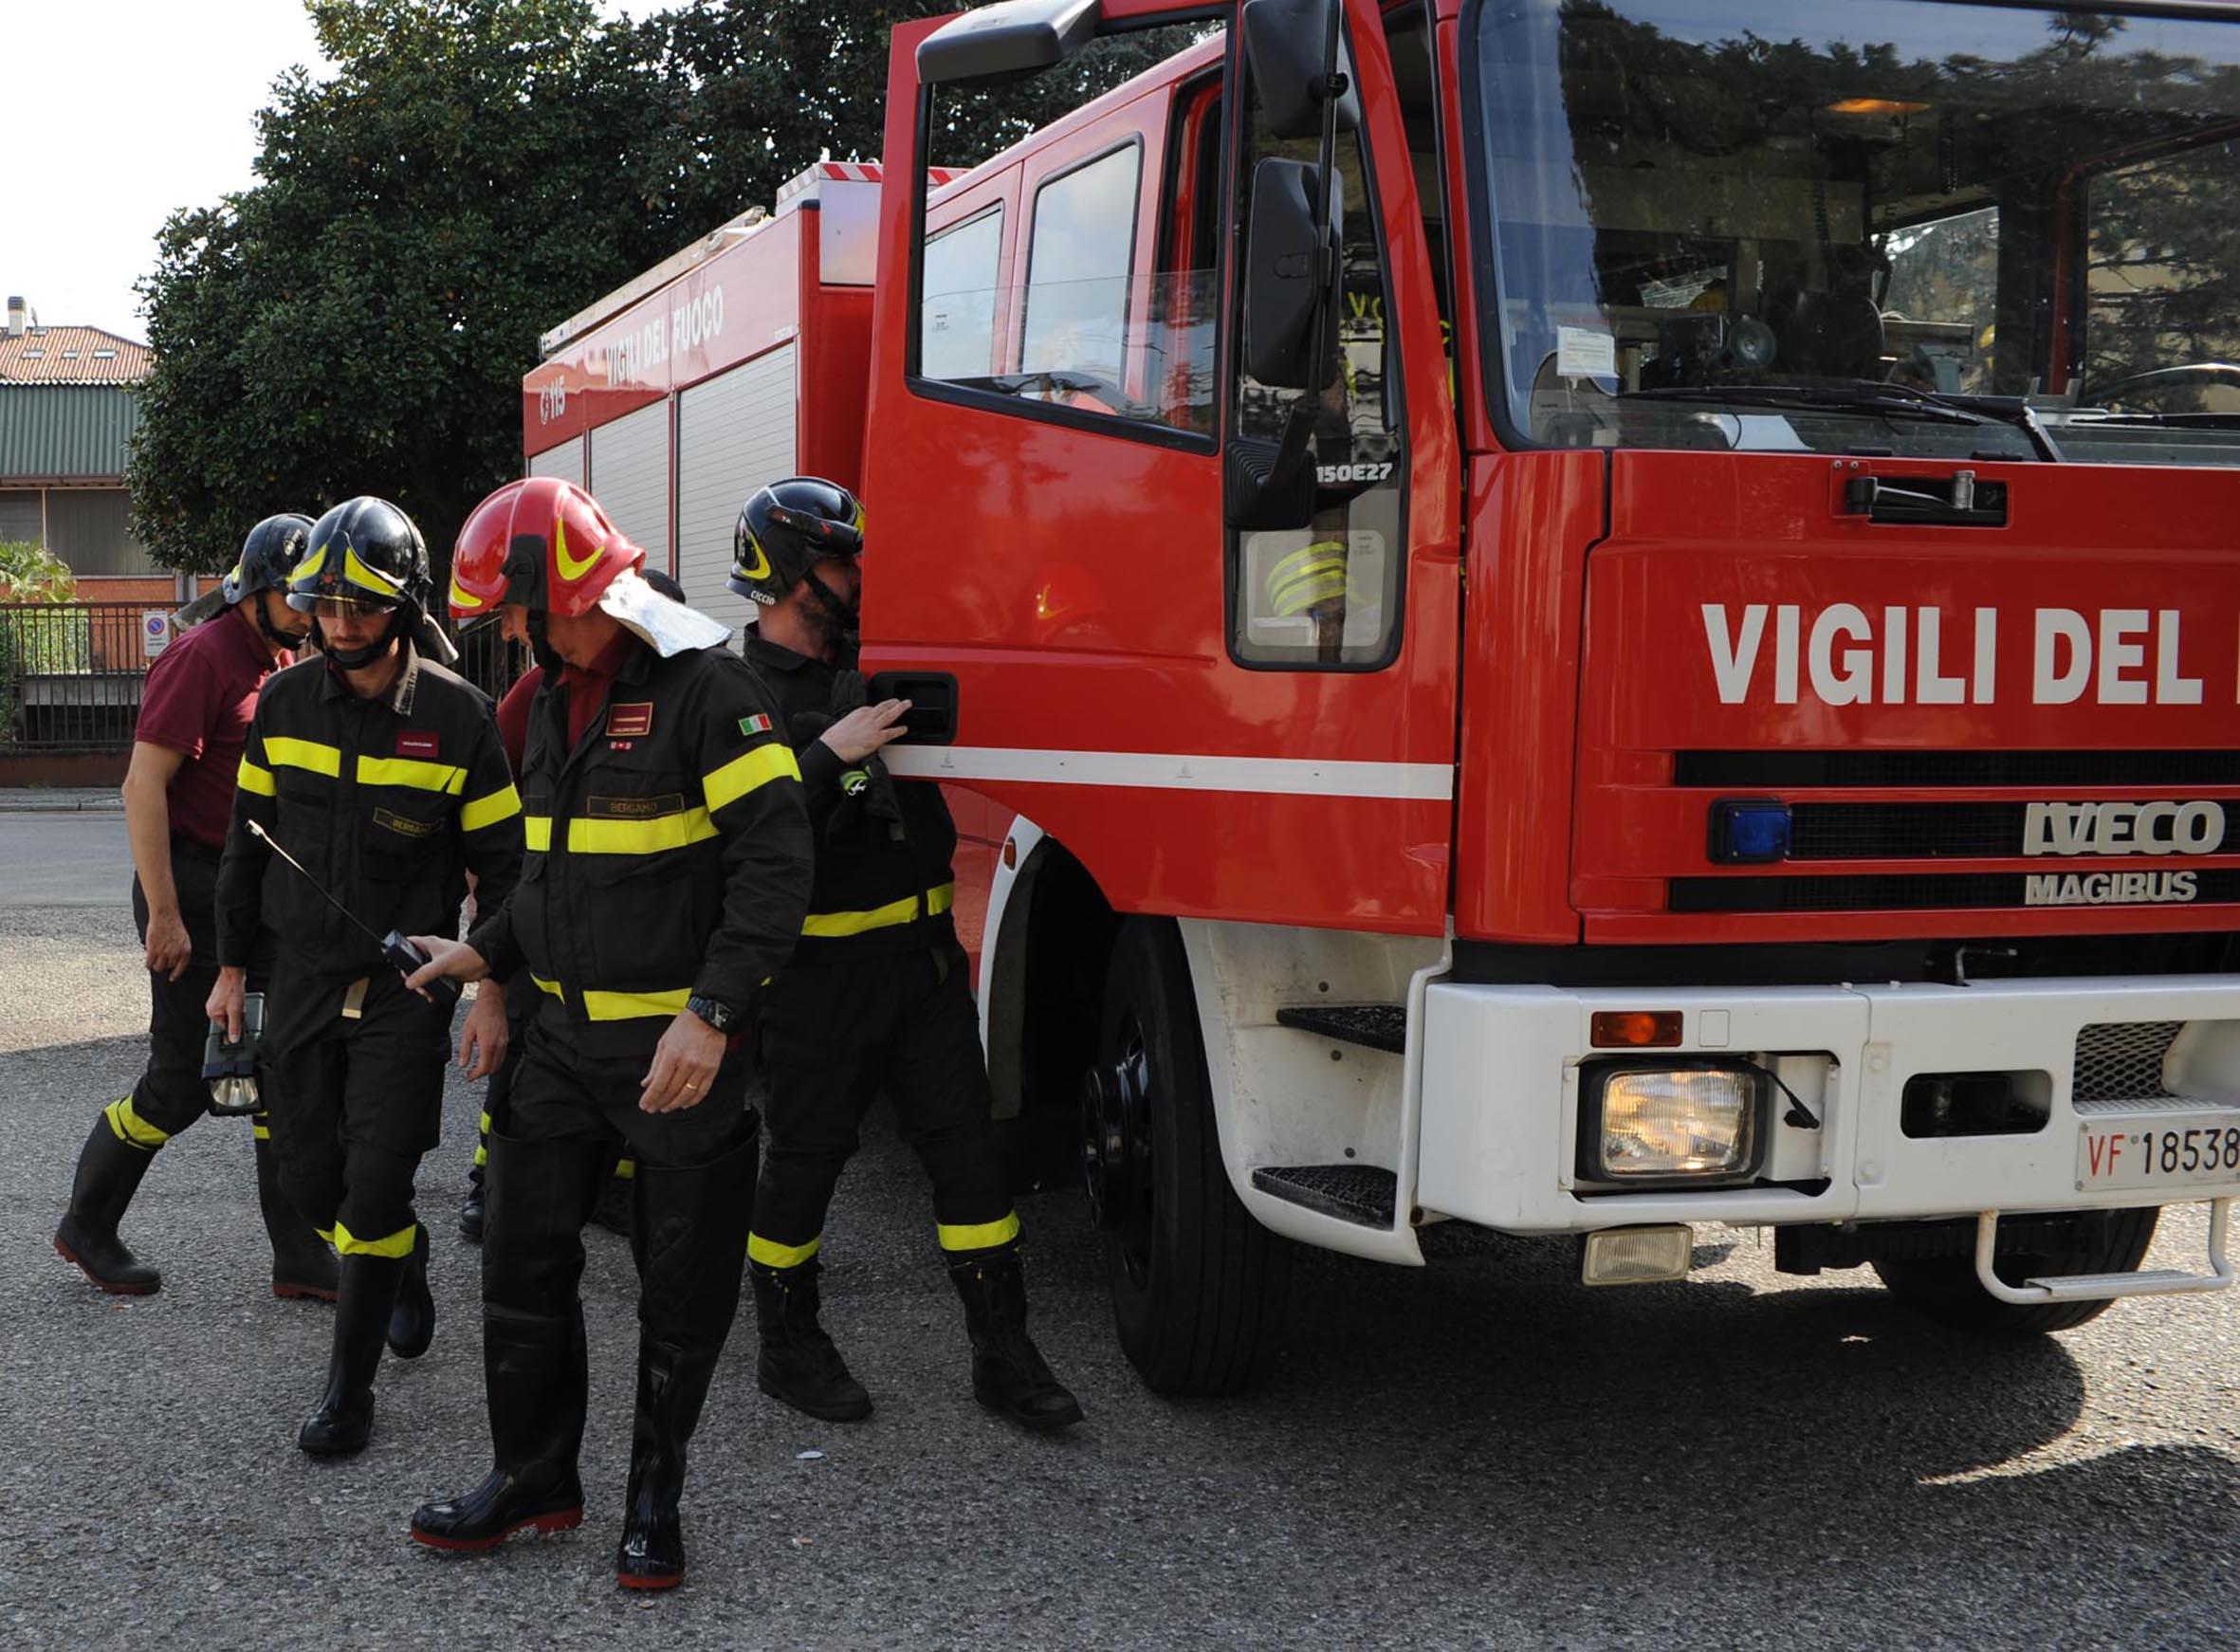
[0, 600, 529, 754]
[0, 602, 158, 752]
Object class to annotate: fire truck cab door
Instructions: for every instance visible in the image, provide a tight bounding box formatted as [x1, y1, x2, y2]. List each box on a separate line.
[864, 1, 1460, 935]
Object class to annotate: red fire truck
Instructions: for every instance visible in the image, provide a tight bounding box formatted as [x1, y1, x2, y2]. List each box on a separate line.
[529, 0, 2240, 1394]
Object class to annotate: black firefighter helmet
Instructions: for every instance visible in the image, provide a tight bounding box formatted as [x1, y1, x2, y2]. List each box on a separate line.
[288, 496, 455, 666]
[174, 512, 315, 630]
[727, 477, 864, 610]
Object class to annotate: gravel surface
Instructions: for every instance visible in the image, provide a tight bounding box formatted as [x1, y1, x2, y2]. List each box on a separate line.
[1, 862, 2235, 1648]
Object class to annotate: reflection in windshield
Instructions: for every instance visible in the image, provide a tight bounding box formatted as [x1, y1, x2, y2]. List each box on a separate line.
[1470, 1, 2240, 466]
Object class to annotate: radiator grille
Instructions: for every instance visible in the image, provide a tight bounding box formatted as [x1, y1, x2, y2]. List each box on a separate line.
[1679, 749, 2240, 789]
[2071, 1021, 2183, 1104]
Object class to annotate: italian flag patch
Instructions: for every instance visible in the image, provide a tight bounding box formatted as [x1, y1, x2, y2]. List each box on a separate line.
[739, 713, 773, 737]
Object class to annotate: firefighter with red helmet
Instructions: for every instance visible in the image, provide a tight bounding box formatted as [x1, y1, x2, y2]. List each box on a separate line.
[212, 497, 523, 1458]
[404, 476, 812, 1592]
[733, 476, 1082, 1432]
[52, 513, 337, 1303]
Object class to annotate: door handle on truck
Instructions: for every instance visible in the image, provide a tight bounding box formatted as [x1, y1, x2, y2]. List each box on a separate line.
[866, 670, 958, 745]
[1843, 468, 2008, 526]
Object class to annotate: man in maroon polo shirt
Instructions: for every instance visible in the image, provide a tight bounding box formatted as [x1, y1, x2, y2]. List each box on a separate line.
[52, 514, 338, 1299]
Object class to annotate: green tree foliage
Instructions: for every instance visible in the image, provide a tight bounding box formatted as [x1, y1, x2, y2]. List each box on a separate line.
[0, 541, 77, 602]
[128, 0, 1207, 583]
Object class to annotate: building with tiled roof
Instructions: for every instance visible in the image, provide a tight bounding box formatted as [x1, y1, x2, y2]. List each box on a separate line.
[0, 295, 174, 597]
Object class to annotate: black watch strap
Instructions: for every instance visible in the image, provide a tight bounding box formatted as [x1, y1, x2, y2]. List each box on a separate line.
[686, 993, 739, 1034]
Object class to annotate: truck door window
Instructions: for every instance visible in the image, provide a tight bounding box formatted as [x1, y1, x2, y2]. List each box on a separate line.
[1230, 61, 1406, 670]
[1019, 144, 1144, 411]
[922, 206, 1005, 380]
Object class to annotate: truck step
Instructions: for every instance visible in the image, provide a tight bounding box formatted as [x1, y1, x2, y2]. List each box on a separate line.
[2023, 1267, 2217, 1302]
[1274, 1004, 1406, 1054]
[1251, 1165, 1398, 1227]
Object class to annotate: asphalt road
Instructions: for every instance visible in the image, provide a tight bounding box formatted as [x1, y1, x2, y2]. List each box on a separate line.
[1, 816, 2234, 1650]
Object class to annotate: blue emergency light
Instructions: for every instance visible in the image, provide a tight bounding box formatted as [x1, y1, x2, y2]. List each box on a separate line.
[1709, 799, 1791, 864]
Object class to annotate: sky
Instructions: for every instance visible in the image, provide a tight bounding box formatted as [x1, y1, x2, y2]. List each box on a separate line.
[10, 0, 650, 342]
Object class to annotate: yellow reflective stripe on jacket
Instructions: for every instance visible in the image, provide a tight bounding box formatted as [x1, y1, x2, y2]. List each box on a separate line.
[582, 986, 691, 1021]
[802, 882, 955, 938]
[460, 783, 522, 833]
[524, 815, 552, 852]
[936, 1212, 1020, 1253]
[357, 755, 467, 794]
[332, 1220, 416, 1258]
[104, 1094, 170, 1149]
[704, 743, 800, 815]
[748, 1232, 821, 1269]
[527, 975, 688, 1022]
[265, 736, 341, 778]
[566, 808, 717, 855]
[237, 760, 276, 797]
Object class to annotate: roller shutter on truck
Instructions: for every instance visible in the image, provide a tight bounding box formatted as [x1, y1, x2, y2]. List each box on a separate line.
[527, 434, 583, 486]
[586, 398, 671, 573]
[676, 341, 797, 640]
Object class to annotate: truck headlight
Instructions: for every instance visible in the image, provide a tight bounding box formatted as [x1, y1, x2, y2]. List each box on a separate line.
[1579, 1061, 1767, 1186]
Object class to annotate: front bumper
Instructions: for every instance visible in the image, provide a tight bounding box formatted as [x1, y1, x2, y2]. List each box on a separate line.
[1414, 972, 2240, 1233]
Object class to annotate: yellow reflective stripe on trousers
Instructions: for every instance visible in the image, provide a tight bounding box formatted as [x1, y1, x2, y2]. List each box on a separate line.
[332, 1220, 417, 1258]
[237, 760, 276, 797]
[460, 782, 523, 833]
[358, 755, 467, 794]
[614, 1159, 636, 1180]
[265, 736, 341, 778]
[748, 1232, 821, 1268]
[103, 1094, 170, 1149]
[565, 808, 716, 855]
[524, 816, 552, 852]
[937, 1212, 1020, 1253]
[252, 1124, 271, 1142]
[802, 882, 956, 939]
[704, 743, 800, 815]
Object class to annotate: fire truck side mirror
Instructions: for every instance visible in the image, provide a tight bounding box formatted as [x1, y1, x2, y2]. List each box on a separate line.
[1243, 157, 1337, 392]
[917, 0, 1098, 85]
[1240, 0, 1361, 140]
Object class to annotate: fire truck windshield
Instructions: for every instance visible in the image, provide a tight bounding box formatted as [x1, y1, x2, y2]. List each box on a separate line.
[1469, 1, 2240, 467]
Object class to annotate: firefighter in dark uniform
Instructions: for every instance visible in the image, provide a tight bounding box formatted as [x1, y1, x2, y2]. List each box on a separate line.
[52, 515, 336, 1301]
[734, 477, 1081, 1432]
[212, 497, 523, 1458]
[405, 477, 812, 1591]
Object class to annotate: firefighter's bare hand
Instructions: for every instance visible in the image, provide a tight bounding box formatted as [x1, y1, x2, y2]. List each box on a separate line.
[207, 967, 248, 1044]
[819, 699, 911, 763]
[144, 908, 193, 982]
[457, 983, 509, 1081]
[641, 1011, 725, 1113]
[404, 936, 489, 993]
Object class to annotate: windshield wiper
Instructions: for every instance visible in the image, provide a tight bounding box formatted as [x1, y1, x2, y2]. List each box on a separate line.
[1625, 379, 2062, 459]
[2062, 410, 2240, 431]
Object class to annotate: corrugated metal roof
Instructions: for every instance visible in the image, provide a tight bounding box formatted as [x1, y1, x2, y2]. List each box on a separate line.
[0, 326, 152, 384]
[0, 385, 141, 480]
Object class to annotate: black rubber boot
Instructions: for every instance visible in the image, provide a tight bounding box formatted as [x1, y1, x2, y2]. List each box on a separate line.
[413, 1128, 604, 1554]
[300, 1253, 403, 1457]
[749, 1258, 872, 1423]
[591, 1166, 633, 1236]
[458, 1177, 485, 1244]
[615, 1137, 755, 1591]
[410, 1309, 587, 1550]
[387, 1224, 434, 1359]
[947, 1244, 1083, 1431]
[255, 1129, 338, 1302]
[53, 1116, 163, 1295]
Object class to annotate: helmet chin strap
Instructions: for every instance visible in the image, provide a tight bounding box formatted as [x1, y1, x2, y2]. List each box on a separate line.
[525, 612, 564, 675]
[806, 575, 860, 669]
[316, 605, 407, 670]
[250, 592, 306, 651]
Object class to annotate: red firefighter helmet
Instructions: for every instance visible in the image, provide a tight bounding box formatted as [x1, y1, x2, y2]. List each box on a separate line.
[450, 476, 645, 625]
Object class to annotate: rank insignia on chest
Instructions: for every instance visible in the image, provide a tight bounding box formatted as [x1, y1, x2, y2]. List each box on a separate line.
[608, 702, 654, 739]
[739, 713, 772, 737]
[396, 730, 440, 759]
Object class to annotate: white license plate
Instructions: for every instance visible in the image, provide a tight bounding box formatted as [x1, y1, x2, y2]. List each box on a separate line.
[2077, 1115, 2240, 1191]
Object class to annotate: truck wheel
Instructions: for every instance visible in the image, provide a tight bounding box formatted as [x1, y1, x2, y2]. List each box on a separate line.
[1080, 917, 1290, 1395]
[1873, 1205, 2160, 1334]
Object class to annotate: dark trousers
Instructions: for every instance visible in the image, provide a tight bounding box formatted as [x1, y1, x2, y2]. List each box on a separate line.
[108, 842, 247, 1147]
[752, 939, 1015, 1264]
[266, 971, 450, 1257]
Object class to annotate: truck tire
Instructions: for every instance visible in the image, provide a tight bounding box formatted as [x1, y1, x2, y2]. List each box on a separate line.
[1091, 917, 1291, 1395]
[1873, 1205, 2159, 1334]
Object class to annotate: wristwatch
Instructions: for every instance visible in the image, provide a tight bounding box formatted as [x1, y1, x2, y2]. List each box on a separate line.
[685, 993, 740, 1034]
